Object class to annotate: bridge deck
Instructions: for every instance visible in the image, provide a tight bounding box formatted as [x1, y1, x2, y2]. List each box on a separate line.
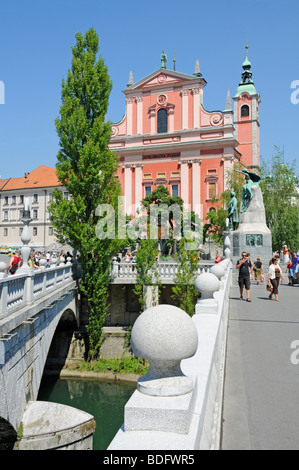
[221, 279, 299, 450]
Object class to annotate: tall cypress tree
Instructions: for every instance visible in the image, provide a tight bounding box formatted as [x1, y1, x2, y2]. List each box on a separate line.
[49, 28, 121, 358]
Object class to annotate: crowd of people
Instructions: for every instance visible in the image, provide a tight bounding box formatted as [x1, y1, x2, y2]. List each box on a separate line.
[236, 248, 299, 303]
[5, 249, 74, 275]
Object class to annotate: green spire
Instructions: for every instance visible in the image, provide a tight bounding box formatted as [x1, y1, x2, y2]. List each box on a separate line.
[235, 44, 257, 97]
[161, 50, 167, 69]
[242, 44, 251, 68]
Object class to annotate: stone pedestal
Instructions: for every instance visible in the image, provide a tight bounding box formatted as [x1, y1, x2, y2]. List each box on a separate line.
[230, 185, 272, 264]
[124, 382, 197, 434]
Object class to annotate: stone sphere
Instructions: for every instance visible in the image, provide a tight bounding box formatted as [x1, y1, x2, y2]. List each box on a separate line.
[210, 264, 225, 280]
[131, 305, 198, 362]
[194, 272, 220, 297]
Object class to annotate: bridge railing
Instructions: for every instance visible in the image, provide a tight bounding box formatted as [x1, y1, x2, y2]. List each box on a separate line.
[110, 260, 214, 283]
[108, 258, 232, 451]
[0, 265, 73, 320]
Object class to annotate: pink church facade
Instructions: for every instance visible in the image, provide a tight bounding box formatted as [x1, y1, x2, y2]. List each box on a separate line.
[109, 49, 260, 221]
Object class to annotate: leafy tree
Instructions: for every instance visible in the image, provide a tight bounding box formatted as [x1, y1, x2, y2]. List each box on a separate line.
[141, 185, 202, 253]
[49, 28, 121, 358]
[133, 239, 160, 314]
[260, 147, 299, 251]
[172, 238, 200, 316]
[141, 186, 183, 254]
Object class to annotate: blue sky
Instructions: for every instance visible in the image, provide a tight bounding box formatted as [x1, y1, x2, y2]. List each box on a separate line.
[0, 0, 298, 180]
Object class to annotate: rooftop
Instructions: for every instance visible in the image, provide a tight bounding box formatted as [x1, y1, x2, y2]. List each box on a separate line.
[0, 166, 61, 191]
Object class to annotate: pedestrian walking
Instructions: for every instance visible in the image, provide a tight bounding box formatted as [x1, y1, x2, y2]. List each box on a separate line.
[6, 251, 22, 274]
[268, 257, 285, 301]
[236, 251, 254, 302]
[253, 257, 263, 284]
[214, 250, 221, 264]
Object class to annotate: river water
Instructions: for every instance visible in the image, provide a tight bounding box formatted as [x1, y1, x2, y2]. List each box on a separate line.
[38, 375, 136, 450]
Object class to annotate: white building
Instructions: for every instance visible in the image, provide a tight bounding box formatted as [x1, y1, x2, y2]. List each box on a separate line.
[0, 166, 66, 252]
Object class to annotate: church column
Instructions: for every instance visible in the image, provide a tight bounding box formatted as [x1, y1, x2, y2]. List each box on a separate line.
[182, 88, 189, 130]
[149, 105, 156, 134]
[124, 164, 132, 215]
[126, 97, 134, 136]
[180, 160, 189, 208]
[136, 95, 143, 135]
[192, 159, 202, 216]
[134, 163, 143, 215]
[168, 104, 175, 132]
[192, 87, 200, 129]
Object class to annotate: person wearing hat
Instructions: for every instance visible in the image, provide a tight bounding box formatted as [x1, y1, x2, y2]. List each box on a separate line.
[253, 257, 263, 284]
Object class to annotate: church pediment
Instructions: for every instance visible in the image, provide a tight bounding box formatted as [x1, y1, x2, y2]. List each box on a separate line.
[125, 69, 206, 93]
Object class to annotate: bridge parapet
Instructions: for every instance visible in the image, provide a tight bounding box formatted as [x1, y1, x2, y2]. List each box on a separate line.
[108, 258, 232, 450]
[110, 261, 214, 284]
[0, 265, 73, 320]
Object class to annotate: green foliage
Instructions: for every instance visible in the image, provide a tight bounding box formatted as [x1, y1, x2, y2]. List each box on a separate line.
[75, 357, 149, 375]
[204, 205, 228, 243]
[141, 185, 202, 252]
[49, 28, 121, 359]
[133, 239, 160, 313]
[260, 147, 299, 251]
[172, 239, 200, 316]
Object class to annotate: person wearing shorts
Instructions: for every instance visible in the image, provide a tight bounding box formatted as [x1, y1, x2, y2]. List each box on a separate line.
[236, 252, 254, 302]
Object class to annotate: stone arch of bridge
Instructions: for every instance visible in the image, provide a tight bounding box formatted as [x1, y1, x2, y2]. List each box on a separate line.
[0, 287, 79, 443]
[42, 306, 85, 376]
[0, 417, 18, 450]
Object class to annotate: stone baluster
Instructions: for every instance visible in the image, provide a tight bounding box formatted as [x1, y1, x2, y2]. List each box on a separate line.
[223, 217, 232, 259]
[18, 198, 32, 274]
[51, 257, 57, 268]
[194, 269, 220, 314]
[0, 262, 8, 280]
[210, 263, 226, 290]
[124, 304, 198, 434]
[59, 256, 66, 267]
[0, 279, 8, 318]
[111, 259, 119, 278]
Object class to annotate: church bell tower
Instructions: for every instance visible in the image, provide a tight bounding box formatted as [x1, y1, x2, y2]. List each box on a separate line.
[233, 45, 261, 169]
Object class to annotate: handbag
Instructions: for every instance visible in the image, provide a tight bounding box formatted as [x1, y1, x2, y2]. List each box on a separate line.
[266, 282, 273, 292]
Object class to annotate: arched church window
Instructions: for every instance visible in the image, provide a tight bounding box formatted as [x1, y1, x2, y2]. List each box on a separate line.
[241, 105, 250, 117]
[157, 108, 168, 133]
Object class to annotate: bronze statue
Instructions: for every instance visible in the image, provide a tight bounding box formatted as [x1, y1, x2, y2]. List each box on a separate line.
[227, 191, 239, 231]
[235, 168, 261, 213]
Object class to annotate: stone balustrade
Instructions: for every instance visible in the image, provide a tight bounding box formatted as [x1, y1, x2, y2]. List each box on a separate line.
[0, 265, 73, 320]
[110, 260, 214, 284]
[108, 257, 232, 450]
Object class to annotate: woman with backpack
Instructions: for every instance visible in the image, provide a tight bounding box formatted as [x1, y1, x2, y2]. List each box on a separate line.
[6, 251, 22, 275]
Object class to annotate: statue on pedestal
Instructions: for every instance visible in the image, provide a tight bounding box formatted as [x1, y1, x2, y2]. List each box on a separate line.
[229, 166, 272, 262]
[227, 191, 239, 231]
[235, 168, 261, 213]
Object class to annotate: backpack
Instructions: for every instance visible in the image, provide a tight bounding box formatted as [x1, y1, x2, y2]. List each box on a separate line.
[9, 256, 20, 274]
